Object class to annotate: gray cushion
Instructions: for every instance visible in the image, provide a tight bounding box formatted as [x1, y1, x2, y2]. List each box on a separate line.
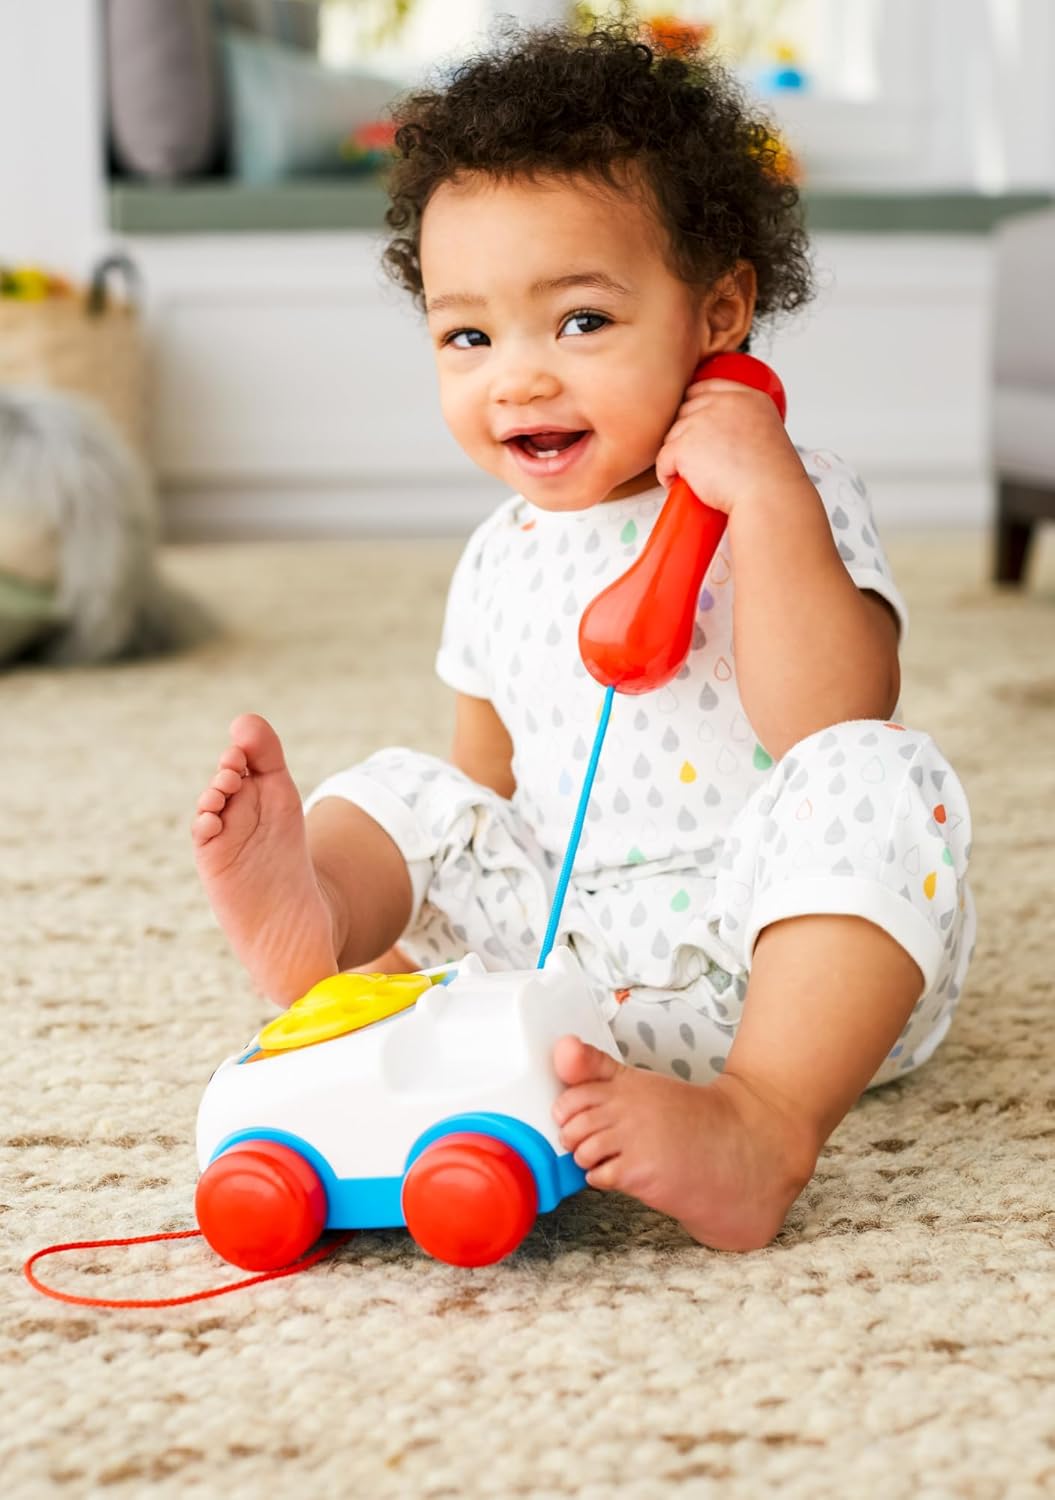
[993, 389, 1055, 486]
[992, 208, 1055, 486]
[993, 208, 1055, 388]
[221, 29, 399, 183]
[105, 0, 221, 179]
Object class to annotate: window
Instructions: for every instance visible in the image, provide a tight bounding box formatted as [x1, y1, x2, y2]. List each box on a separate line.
[319, 0, 491, 81]
[648, 0, 1055, 191]
[322, 0, 1049, 194]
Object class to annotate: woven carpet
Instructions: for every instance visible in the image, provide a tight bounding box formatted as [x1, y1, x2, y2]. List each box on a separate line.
[3, 529, 1053, 1499]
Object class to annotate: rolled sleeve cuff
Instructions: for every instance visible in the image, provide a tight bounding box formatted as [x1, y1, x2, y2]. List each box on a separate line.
[745, 874, 944, 997]
[435, 647, 490, 698]
[302, 770, 432, 919]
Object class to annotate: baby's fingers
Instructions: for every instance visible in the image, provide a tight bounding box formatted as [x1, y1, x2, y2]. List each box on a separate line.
[685, 376, 749, 399]
[654, 441, 680, 491]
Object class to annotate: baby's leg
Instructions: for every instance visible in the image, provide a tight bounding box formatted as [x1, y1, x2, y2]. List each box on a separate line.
[554, 720, 974, 1250]
[301, 748, 555, 976]
[555, 914, 922, 1250]
[348, 944, 420, 975]
[193, 714, 412, 1006]
[726, 913, 924, 1147]
[305, 798, 414, 972]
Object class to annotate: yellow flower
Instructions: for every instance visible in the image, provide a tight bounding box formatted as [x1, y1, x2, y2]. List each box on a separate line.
[8, 267, 51, 301]
[748, 130, 800, 184]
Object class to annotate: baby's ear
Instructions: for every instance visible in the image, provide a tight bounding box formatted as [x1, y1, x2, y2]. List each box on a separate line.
[701, 261, 757, 352]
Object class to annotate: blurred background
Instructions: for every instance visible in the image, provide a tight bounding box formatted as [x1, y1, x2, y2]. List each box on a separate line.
[1, 0, 1053, 552]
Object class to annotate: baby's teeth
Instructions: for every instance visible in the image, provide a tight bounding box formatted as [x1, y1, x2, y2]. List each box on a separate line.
[535, 448, 559, 458]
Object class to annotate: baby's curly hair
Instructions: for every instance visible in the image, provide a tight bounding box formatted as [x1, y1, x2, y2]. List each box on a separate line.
[382, 22, 814, 334]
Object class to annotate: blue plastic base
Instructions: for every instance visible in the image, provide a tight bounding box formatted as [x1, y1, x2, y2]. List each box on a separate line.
[207, 1111, 586, 1231]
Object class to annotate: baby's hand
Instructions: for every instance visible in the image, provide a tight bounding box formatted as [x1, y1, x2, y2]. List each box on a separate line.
[654, 376, 808, 515]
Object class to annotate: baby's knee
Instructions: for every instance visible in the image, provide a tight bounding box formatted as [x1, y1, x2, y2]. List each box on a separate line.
[768, 719, 971, 872]
[730, 718, 971, 954]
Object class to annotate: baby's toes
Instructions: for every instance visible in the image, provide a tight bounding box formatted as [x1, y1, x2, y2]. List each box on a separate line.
[572, 1126, 620, 1173]
[553, 1080, 611, 1128]
[197, 786, 227, 816]
[558, 1104, 607, 1153]
[217, 745, 248, 777]
[553, 1035, 621, 1089]
[211, 767, 243, 797]
[191, 809, 223, 845]
[584, 1159, 621, 1191]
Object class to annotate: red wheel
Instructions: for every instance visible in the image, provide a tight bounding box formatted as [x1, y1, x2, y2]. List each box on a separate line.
[195, 1140, 327, 1271]
[402, 1133, 538, 1267]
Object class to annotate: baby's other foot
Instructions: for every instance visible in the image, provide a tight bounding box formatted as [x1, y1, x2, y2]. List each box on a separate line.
[192, 713, 338, 1006]
[552, 1038, 818, 1251]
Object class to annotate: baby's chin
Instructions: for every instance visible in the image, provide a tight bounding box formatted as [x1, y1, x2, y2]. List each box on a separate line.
[519, 465, 660, 513]
[604, 464, 661, 501]
[523, 495, 604, 514]
[518, 477, 657, 512]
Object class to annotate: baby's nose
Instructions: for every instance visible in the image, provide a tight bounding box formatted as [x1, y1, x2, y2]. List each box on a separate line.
[491, 357, 561, 406]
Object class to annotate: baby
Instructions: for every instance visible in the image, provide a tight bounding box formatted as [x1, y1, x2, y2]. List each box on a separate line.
[192, 24, 975, 1251]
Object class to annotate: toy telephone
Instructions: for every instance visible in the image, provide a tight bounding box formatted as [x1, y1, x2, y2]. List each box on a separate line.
[579, 351, 787, 693]
[536, 351, 787, 963]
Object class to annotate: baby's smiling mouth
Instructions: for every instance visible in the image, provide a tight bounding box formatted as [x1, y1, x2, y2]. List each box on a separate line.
[506, 430, 589, 458]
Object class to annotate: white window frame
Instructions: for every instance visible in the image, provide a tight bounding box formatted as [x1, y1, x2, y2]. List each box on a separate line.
[760, 0, 1055, 191]
[752, 0, 931, 186]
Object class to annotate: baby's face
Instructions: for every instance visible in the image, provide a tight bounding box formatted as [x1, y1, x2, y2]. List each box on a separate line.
[420, 171, 726, 510]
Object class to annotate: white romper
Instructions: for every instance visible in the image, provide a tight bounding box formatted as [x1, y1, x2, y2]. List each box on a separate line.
[305, 451, 975, 1087]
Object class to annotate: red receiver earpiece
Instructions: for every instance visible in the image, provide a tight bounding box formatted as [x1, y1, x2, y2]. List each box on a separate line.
[577, 352, 787, 695]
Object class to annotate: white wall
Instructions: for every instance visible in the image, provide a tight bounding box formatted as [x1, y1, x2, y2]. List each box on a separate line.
[3, 0, 1054, 270]
[0, 0, 1047, 535]
[765, 0, 1055, 190]
[129, 228, 990, 538]
[926, 0, 1055, 191]
[0, 0, 107, 274]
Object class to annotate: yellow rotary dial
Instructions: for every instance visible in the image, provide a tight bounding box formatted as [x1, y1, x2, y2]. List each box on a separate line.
[257, 971, 442, 1053]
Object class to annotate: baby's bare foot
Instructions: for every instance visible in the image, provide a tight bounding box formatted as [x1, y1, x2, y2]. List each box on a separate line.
[192, 713, 338, 1006]
[552, 1038, 818, 1251]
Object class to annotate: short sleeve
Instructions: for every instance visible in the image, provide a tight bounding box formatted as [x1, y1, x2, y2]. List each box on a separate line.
[801, 448, 910, 639]
[434, 500, 513, 697]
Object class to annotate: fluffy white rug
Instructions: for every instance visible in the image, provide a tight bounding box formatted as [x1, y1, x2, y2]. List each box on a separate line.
[3, 530, 1053, 1499]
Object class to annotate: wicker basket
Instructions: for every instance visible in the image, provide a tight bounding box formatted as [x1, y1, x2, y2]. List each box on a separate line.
[0, 254, 150, 468]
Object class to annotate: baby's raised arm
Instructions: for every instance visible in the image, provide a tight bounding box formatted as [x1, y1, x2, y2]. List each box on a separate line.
[729, 490, 902, 760]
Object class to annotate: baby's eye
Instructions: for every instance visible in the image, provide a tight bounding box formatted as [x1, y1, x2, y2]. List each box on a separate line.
[560, 310, 609, 338]
[443, 328, 489, 349]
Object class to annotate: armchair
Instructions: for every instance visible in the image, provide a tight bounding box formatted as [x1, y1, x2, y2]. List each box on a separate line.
[992, 207, 1055, 584]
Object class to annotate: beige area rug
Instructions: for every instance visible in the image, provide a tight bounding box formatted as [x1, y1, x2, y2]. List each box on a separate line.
[3, 529, 1053, 1499]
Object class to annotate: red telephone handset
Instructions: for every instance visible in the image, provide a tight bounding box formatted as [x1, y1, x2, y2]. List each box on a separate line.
[577, 352, 787, 695]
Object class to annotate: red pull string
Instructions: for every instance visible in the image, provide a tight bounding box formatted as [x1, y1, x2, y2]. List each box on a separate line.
[23, 1228, 354, 1309]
